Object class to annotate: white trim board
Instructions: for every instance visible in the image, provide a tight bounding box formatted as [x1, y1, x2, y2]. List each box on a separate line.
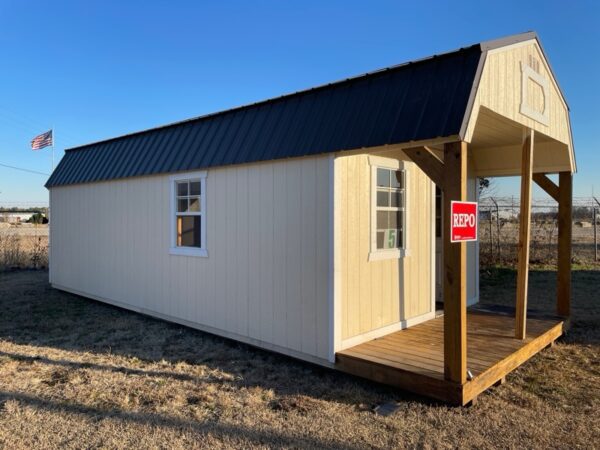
[367, 155, 410, 261]
[328, 154, 342, 363]
[430, 179, 437, 316]
[520, 61, 550, 126]
[169, 170, 208, 257]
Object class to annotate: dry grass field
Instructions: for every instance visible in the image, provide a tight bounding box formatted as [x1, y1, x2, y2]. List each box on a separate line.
[0, 268, 598, 449]
[0, 225, 48, 270]
[479, 219, 599, 266]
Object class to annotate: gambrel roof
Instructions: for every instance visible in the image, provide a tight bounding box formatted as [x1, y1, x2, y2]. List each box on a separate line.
[47, 31, 572, 187]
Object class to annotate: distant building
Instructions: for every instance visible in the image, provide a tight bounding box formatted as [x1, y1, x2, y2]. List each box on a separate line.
[0, 212, 36, 223]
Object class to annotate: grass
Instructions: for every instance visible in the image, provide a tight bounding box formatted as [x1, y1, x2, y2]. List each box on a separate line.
[0, 227, 48, 270]
[0, 269, 598, 449]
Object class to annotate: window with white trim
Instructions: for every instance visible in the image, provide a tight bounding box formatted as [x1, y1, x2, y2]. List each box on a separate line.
[170, 171, 207, 257]
[369, 158, 407, 260]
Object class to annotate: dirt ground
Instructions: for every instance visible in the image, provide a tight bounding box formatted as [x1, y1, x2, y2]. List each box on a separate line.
[0, 269, 598, 449]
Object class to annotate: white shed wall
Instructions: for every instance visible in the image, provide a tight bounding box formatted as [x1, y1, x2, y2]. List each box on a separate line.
[50, 155, 332, 364]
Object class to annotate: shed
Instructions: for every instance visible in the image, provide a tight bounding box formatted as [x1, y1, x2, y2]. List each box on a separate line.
[46, 32, 575, 405]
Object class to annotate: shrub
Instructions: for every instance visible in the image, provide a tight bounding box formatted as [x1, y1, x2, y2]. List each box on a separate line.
[27, 212, 48, 224]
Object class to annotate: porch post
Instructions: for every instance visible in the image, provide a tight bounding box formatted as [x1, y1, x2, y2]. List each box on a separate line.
[557, 172, 572, 316]
[516, 129, 534, 339]
[443, 141, 467, 384]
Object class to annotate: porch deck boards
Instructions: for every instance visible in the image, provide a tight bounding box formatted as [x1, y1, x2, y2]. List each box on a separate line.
[336, 310, 565, 405]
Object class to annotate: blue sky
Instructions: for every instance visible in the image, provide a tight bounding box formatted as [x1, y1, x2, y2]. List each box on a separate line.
[0, 0, 598, 206]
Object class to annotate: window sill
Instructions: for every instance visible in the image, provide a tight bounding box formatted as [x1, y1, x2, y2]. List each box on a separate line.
[368, 248, 410, 261]
[169, 247, 208, 258]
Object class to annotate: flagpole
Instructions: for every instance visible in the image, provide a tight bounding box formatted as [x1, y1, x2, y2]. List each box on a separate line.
[52, 125, 55, 171]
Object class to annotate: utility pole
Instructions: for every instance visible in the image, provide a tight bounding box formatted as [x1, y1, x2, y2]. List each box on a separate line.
[594, 197, 600, 261]
[594, 206, 598, 262]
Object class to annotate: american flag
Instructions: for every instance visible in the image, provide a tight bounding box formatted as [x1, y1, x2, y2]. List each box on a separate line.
[31, 129, 53, 150]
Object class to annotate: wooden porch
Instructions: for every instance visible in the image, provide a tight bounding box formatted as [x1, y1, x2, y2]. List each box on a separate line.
[336, 309, 566, 405]
[345, 135, 572, 405]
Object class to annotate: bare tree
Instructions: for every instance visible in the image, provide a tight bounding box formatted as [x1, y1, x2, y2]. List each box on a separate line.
[478, 177, 498, 198]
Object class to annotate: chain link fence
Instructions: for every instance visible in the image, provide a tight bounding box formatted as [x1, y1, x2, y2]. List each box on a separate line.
[478, 196, 599, 267]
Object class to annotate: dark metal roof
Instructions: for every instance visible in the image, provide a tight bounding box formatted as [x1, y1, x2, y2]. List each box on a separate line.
[47, 41, 488, 188]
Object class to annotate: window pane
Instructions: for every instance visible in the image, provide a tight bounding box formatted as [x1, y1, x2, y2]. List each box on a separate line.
[177, 198, 188, 213]
[391, 170, 403, 188]
[388, 211, 399, 229]
[177, 181, 188, 196]
[376, 190, 389, 207]
[377, 168, 390, 187]
[400, 209, 404, 247]
[190, 181, 201, 196]
[383, 229, 397, 249]
[376, 231, 385, 249]
[390, 191, 403, 207]
[377, 211, 388, 230]
[177, 216, 201, 248]
[189, 196, 201, 212]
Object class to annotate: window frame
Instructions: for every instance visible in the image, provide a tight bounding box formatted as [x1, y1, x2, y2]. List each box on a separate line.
[169, 170, 208, 257]
[368, 156, 409, 261]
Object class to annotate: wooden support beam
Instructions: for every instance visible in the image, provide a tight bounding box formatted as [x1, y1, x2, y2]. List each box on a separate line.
[533, 173, 560, 202]
[403, 146, 445, 188]
[557, 171, 572, 316]
[442, 141, 467, 384]
[516, 129, 534, 340]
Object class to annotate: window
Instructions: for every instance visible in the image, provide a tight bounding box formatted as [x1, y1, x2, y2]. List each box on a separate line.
[369, 157, 407, 260]
[170, 171, 207, 257]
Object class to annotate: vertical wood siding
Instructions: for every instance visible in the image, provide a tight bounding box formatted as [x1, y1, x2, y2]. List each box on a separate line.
[50, 156, 332, 362]
[337, 153, 434, 342]
[466, 41, 571, 147]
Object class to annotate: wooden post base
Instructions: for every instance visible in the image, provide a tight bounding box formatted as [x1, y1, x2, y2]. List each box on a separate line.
[493, 377, 506, 387]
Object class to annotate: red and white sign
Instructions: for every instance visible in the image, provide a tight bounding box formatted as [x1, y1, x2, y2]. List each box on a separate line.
[450, 201, 478, 242]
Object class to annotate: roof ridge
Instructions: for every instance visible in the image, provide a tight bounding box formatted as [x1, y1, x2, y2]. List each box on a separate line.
[64, 43, 482, 153]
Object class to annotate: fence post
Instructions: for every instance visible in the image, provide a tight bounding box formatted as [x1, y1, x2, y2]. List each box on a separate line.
[491, 198, 501, 260]
[489, 208, 494, 260]
[594, 207, 598, 261]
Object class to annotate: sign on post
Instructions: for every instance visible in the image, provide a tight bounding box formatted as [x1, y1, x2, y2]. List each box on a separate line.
[450, 201, 478, 242]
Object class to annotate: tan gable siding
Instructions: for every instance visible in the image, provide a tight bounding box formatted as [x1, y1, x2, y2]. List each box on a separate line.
[337, 153, 434, 343]
[50, 156, 332, 364]
[466, 40, 572, 148]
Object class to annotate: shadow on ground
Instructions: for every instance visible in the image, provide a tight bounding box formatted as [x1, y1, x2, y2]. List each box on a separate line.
[0, 271, 431, 405]
[0, 269, 598, 447]
[0, 269, 597, 394]
[478, 267, 600, 345]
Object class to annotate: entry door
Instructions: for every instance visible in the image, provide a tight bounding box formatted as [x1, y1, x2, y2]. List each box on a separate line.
[435, 186, 443, 302]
